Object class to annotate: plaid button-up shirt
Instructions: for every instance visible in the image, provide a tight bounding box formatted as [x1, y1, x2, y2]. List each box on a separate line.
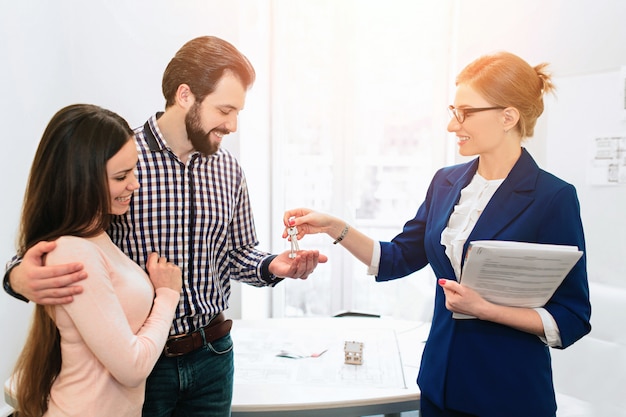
[108, 113, 279, 335]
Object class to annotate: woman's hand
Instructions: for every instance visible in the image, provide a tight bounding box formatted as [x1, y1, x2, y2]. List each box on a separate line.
[146, 253, 182, 293]
[438, 278, 490, 319]
[438, 278, 548, 337]
[282, 208, 344, 240]
[283, 208, 374, 267]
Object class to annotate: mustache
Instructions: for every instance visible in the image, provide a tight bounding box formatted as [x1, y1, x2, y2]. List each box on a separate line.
[211, 127, 231, 136]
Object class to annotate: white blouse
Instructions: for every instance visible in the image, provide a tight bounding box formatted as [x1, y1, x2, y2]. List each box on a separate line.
[440, 173, 504, 280]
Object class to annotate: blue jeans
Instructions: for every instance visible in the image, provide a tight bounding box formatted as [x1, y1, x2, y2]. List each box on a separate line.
[142, 334, 234, 417]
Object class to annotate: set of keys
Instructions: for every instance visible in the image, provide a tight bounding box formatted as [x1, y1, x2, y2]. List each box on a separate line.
[287, 216, 300, 258]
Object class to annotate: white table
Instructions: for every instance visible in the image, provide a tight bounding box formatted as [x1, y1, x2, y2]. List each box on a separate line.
[230, 317, 429, 417]
[5, 317, 430, 417]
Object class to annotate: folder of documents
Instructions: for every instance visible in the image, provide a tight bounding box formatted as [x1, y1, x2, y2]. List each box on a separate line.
[455, 240, 583, 319]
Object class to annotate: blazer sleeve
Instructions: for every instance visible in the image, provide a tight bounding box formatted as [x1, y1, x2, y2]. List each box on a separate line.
[540, 183, 591, 348]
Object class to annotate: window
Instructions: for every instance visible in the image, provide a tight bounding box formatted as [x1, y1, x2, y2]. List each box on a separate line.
[269, 0, 455, 320]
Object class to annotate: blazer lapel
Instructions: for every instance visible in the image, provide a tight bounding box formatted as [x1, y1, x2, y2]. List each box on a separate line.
[468, 148, 539, 241]
[431, 158, 478, 232]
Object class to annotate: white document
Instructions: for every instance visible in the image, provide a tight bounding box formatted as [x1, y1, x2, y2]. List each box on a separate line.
[455, 240, 583, 319]
[232, 325, 406, 388]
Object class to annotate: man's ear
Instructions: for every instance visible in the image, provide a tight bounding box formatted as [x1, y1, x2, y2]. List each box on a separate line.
[503, 107, 520, 132]
[175, 84, 195, 109]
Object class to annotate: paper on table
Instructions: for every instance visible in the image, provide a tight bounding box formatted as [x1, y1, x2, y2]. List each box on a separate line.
[454, 240, 583, 319]
[232, 326, 406, 388]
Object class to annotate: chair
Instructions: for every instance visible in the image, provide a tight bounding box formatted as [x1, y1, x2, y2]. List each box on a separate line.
[551, 281, 626, 416]
[333, 311, 381, 318]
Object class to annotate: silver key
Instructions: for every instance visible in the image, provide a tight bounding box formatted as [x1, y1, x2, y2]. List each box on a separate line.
[288, 217, 300, 258]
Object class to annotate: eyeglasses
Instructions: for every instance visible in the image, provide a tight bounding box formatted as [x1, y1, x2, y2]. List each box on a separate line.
[448, 105, 506, 124]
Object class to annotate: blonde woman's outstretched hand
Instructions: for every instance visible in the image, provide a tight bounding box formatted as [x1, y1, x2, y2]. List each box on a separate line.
[282, 208, 344, 240]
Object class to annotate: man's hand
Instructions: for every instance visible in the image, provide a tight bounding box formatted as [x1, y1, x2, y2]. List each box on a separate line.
[10, 240, 87, 305]
[269, 250, 328, 280]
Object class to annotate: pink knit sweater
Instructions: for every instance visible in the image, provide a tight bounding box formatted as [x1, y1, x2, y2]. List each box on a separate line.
[43, 234, 179, 417]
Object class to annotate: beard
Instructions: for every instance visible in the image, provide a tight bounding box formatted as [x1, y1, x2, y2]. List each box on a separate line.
[185, 102, 223, 156]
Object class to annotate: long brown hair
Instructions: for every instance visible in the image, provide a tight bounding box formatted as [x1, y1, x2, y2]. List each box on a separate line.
[13, 104, 133, 417]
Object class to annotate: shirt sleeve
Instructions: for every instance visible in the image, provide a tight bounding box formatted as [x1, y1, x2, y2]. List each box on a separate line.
[367, 241, 381, 276]
[224, 161, 281, 287]
[229, 245, 283, 287]
[51, 238, 179, 387]
[3, 256, 28, 302]
[534, 307, 563, 347]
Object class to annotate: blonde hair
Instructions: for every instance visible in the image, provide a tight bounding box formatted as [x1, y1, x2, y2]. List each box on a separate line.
[456, 51, 555, 138]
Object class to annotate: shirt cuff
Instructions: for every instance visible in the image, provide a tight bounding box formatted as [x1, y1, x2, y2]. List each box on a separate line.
[3, 263, 29, 303]
[260, 254, 283, 284]
[367, 242, 381, 276]
[534, 307, 562, 347]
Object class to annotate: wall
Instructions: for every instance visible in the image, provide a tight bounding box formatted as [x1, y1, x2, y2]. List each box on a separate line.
[453, 0, 626, 77]
[546, 71, 626, 287]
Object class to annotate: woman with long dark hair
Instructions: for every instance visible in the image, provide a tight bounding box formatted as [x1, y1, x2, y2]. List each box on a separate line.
[12, 104, 181, 417]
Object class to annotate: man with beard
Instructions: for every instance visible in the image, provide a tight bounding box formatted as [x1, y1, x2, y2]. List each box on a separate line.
[4, 36, 327, 417]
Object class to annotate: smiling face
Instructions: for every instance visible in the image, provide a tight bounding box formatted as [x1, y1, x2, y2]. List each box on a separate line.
[447, 83, 508, 158]
[106, 139, 139, 215]
[185, 71, 247, 155]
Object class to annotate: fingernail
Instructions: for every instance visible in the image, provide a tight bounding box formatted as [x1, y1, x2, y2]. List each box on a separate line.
[288, 217, 295, 226]
[438, 279, 446, 286]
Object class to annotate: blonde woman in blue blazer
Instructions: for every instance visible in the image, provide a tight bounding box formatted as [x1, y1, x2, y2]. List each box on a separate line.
[284, 52, 591, 417]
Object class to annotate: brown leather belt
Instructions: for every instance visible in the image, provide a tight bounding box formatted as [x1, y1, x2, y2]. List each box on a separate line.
[163, 312, 232, 358]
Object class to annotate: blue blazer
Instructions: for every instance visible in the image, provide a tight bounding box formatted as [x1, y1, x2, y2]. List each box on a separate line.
[378, 148, 591, 417]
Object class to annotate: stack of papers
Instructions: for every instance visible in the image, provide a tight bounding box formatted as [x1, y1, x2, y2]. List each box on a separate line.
[456, 240, 583, 319]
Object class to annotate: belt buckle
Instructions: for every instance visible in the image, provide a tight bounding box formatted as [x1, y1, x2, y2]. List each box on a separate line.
[163, 333, 188, 358]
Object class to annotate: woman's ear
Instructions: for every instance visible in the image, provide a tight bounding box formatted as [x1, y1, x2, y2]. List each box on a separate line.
[503, 107, 520, 132]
